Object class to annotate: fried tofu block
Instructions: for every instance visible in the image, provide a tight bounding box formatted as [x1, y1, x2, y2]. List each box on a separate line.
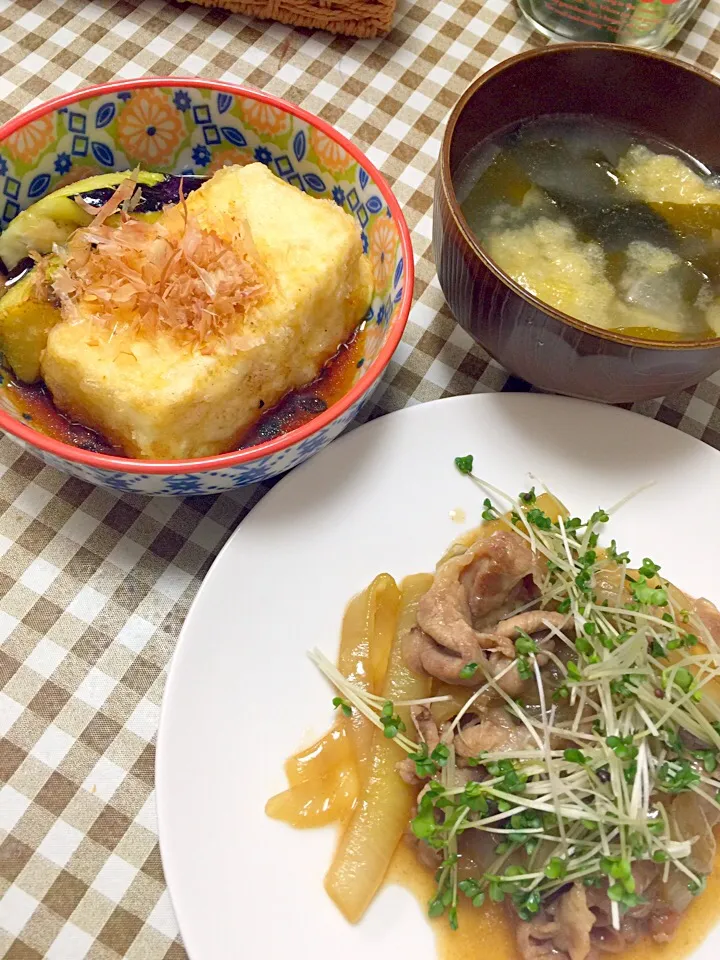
[41, 163, 373, 459]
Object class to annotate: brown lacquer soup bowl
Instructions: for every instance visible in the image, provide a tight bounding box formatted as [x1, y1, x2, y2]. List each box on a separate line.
[433, 44, 720, 404]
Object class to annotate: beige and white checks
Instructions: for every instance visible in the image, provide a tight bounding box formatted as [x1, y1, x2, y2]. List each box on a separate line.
[0, 0, 719, 957]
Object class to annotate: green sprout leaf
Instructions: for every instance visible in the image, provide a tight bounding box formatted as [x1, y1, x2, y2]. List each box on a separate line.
[657, 760, 701, 794]
[526, 508, 552, 531]
[332, 696, 352, 717]
[380, 701, 405, 739]
[630, 578, 668, 607]
[515, 633, 538, 656]
[454, 455, 474, 475]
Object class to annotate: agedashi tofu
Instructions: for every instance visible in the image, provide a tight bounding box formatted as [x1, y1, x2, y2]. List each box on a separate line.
[38, 163, 372, 459]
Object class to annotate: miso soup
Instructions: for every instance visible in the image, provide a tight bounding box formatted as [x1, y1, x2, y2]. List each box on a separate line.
[457, 115, 720, 341]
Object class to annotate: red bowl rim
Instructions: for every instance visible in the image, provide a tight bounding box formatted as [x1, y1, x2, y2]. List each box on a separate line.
[0, 76, 414, 475]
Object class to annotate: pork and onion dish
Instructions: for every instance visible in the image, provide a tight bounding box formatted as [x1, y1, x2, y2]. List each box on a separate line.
[267, 461, 720, 960]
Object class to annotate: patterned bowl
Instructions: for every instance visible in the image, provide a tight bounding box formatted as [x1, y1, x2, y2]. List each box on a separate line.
[0, 78, 413, 495]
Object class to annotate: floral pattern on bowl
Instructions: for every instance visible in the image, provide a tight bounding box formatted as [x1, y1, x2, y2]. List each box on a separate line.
[0, 79, 413, 494]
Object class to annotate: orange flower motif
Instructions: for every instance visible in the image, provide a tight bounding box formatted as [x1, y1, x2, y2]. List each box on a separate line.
[117, 89, 185, 166]
[364, 323, 385, 362]
[239, 101, 291, 137]
[5, 115, 55, 164]
[369, 217, 398, 291]
[207, 148, 253, 174]
[309, 127, 352, 175]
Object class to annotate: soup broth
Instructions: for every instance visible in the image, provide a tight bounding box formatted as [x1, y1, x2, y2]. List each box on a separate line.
[457, 115, 720, 341]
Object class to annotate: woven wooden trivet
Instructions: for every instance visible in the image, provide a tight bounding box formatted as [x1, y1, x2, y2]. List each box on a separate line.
[179, 0, 395, 36]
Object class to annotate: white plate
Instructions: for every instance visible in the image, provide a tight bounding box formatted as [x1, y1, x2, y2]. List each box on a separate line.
[156, 394, 720, 960]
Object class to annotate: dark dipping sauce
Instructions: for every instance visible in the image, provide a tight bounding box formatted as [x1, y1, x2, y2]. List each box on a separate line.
[4, 325, 368, 459]
[239, 326, 367, 449]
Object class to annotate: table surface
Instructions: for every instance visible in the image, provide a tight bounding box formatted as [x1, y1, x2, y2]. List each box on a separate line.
[1, 0, 719, 957]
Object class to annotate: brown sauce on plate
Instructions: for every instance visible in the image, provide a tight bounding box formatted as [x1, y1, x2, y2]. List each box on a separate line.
[387, 839, 720, 960]
[3, 324, 367, 458]
[266, 556, 720, 960]
[268, 717, 720, 960]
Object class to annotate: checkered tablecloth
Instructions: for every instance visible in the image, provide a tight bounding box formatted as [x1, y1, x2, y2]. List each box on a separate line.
[0, 0, 719, 957]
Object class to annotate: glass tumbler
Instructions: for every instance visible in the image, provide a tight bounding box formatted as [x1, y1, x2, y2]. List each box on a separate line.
[516, 0, 702, 49]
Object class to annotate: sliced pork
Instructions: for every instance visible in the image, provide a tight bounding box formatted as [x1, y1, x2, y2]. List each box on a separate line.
[454, 706, 538, 758]
[518, 884, 595, 960]
[416, 530, 540, 659]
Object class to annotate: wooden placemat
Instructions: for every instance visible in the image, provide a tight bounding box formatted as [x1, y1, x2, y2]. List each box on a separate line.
[0, 0, 719, 957]
[179, 0, 396, 37]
